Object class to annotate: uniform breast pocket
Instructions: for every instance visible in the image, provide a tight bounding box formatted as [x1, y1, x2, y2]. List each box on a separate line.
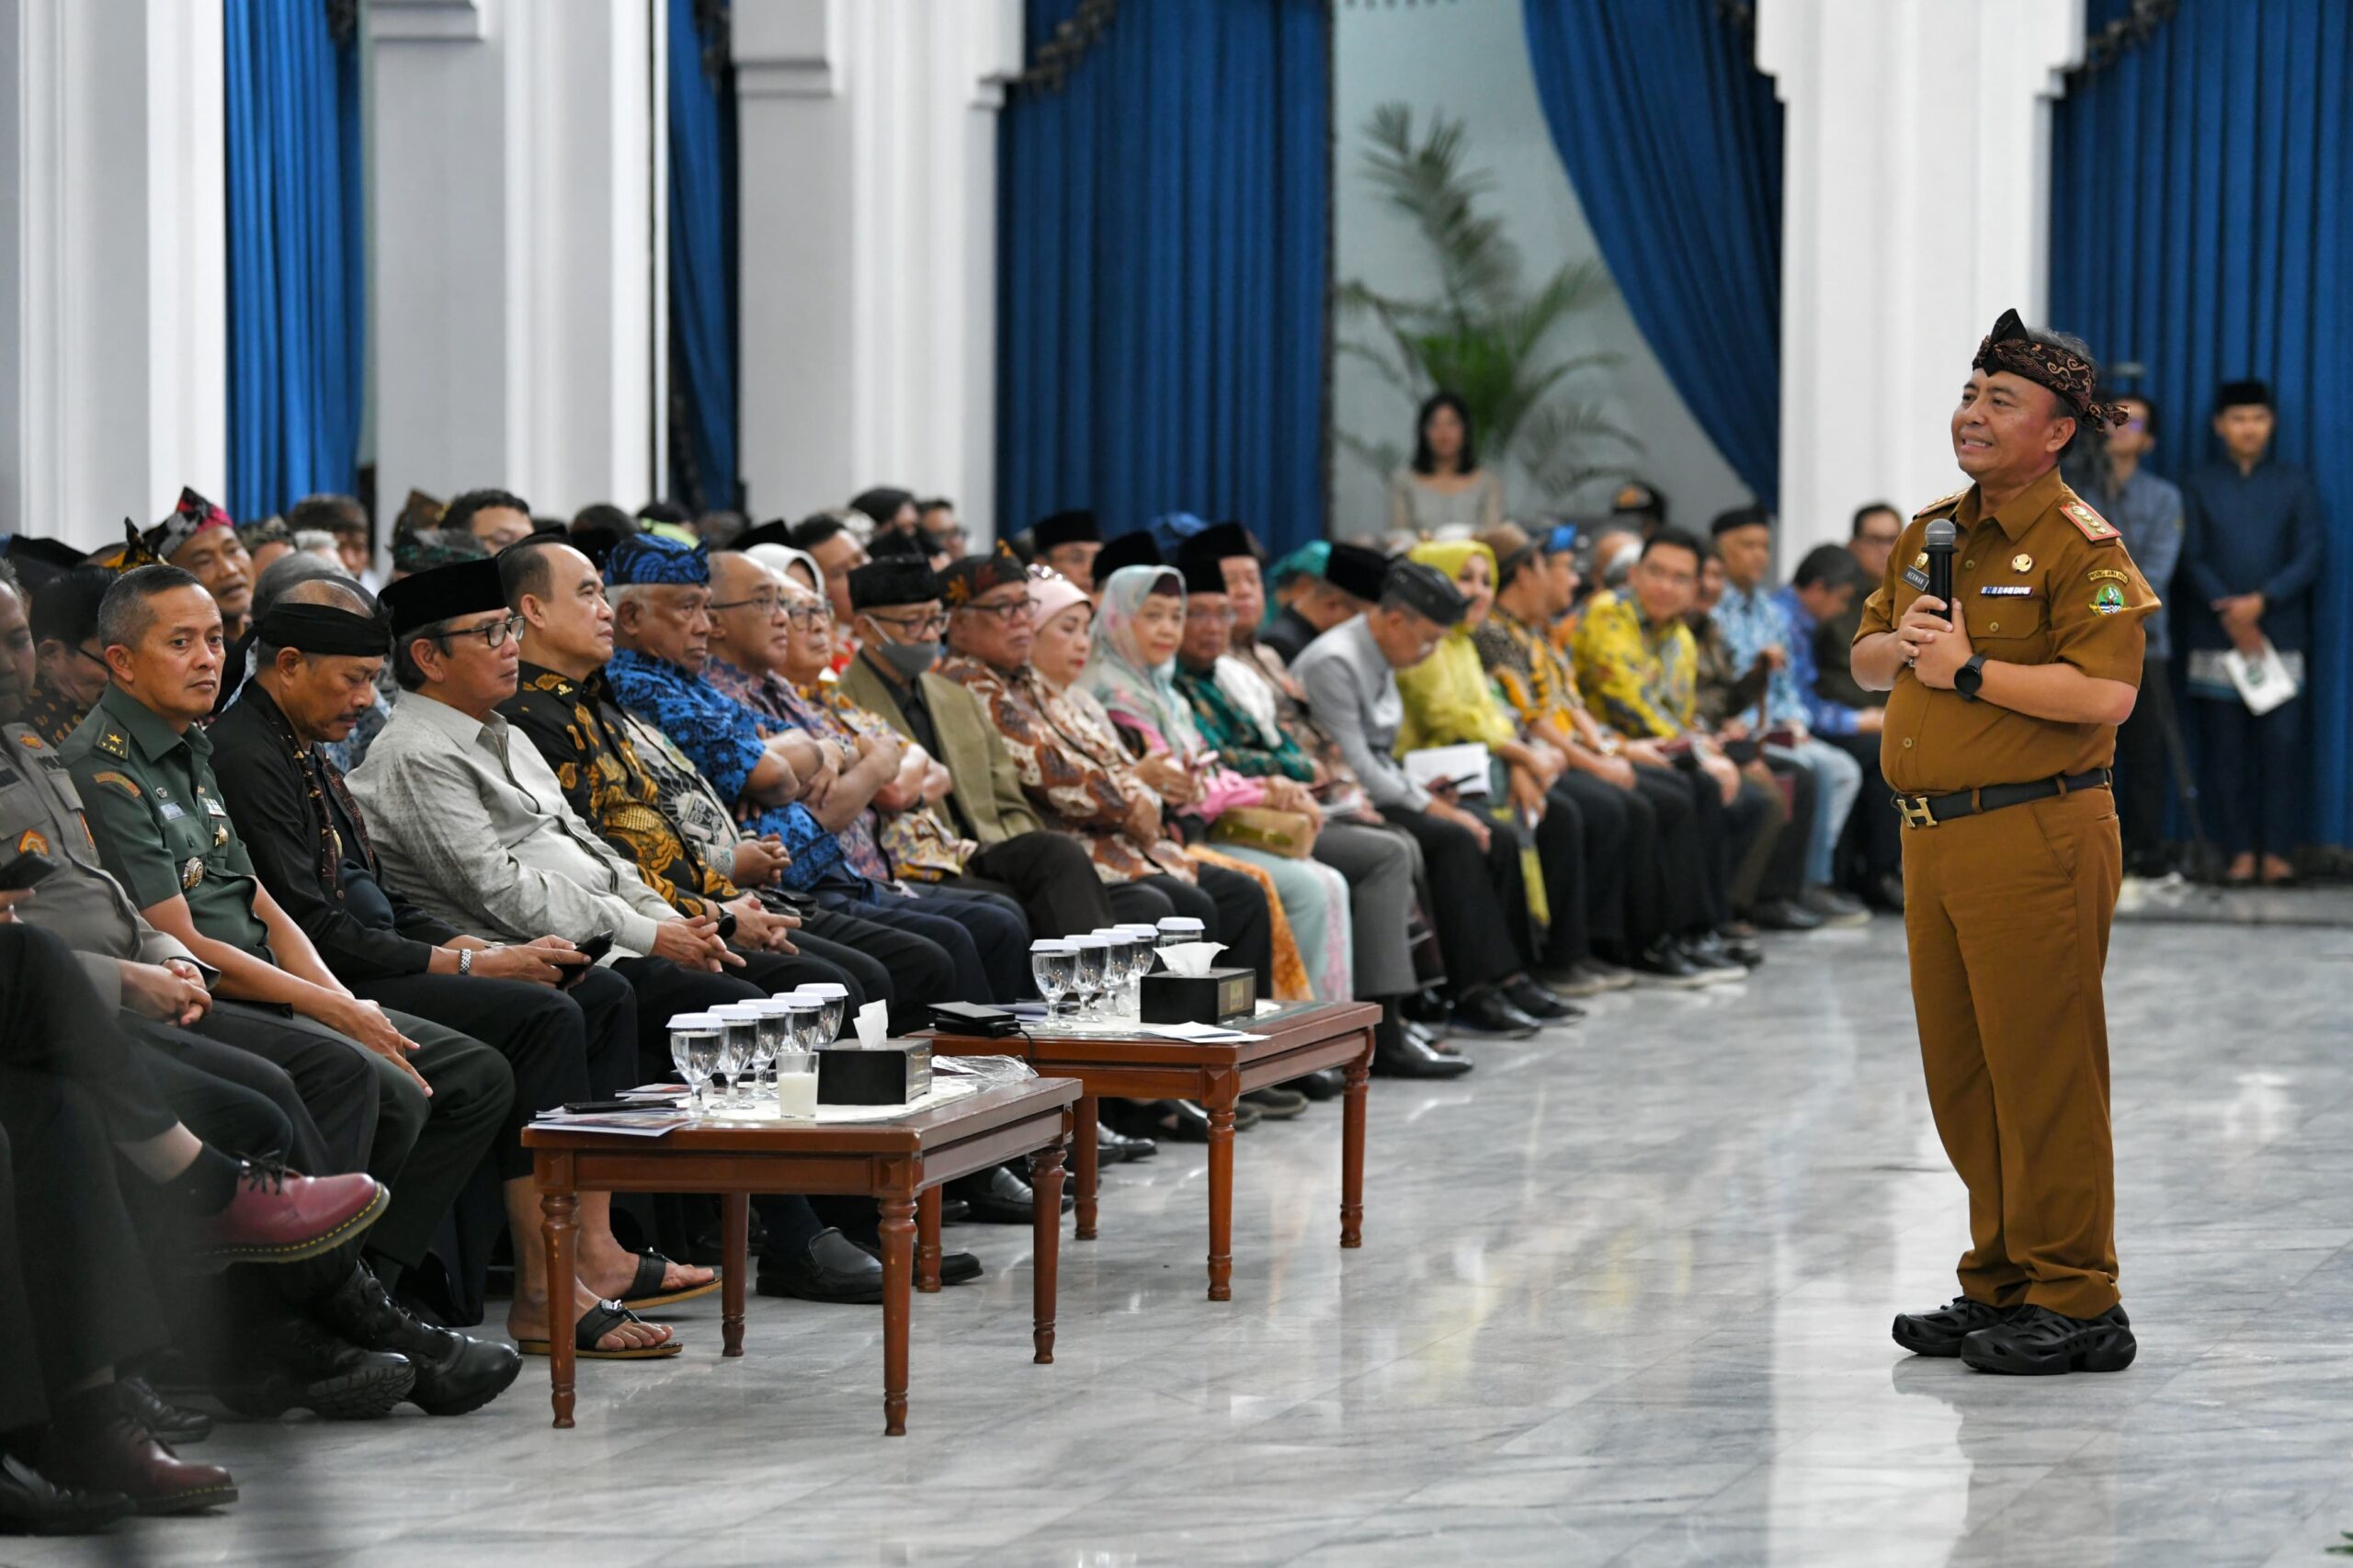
[1971, 595, 2050, 653]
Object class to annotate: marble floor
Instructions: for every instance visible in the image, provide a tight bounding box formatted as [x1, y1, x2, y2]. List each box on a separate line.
[21, 916, 2353, 1568]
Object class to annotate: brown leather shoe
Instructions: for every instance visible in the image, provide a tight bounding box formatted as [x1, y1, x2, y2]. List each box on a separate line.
[188, 1161, 387, 1267]
[41, 1385, 237, 1517]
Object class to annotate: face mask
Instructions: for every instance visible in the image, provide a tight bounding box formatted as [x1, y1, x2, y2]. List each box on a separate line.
[872, 638, 939, 678]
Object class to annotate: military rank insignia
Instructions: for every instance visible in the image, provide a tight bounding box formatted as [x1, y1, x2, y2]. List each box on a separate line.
[2061, 501, 2120, 544]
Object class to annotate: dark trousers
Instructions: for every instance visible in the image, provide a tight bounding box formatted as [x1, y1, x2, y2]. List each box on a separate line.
[815, 889, 1011, 1003]
[1104, 864, 1276, 994]
[2112, 656, 2174, 861]
[1629, 764, 1711, 937]
[798, 909, 954, 1033]
[362, 1014, 514, 1279]
[908, 883, 1032, 996]
[131, 1022, 301, 1166]
[0, 1074, 168, 1428]
[952, 830, 1113, 938]
[354, 967, 632, 1184]
[189, 1001, 383, 1176]
[1824, 731, 1902, 893]
[1548, 770, 1651, 959]
[1376, 803, 1530, 992]
[1756, 758, 1817, 907]
[2195, 687, 2306, 861]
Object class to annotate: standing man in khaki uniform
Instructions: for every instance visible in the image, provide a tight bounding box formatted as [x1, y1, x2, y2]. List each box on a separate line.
[1855, 310, 2158, 1376]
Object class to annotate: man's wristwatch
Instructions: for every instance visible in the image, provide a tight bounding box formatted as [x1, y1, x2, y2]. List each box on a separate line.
[456, 948, 474, 976]
[1954, 653, 1989, 702]
[716, 909, 739, 942]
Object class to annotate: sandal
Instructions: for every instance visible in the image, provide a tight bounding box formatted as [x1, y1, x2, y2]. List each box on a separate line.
[516, 1300, 681, 1360]
[619, 1250, 720, 1310]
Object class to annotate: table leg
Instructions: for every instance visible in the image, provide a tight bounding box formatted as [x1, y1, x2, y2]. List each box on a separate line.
[880, 1189, 915, 1437]
[722, 1191, 749, 1356]
[1206, 1091, 1235, 1302]
[540, 1186, 578, 1428]
[1341, 1028, 1371, 1249]
[1073, 1094, 1099, 1242]
[917, 1187, 943, 1293]
[1030, 1122, 1066, 1364]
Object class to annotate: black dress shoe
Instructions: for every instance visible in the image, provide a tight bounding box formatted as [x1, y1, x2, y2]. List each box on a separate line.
[1401, 987, 1449, 1025]
[1504, 977, 1582, 1022]
[1749, 898, 1824, 932]
[216, 1315, 415, 1421]
[757, 1228, 886, 1303]
[1372, 1028, 1473, 1078]
[313, 1263, 522, 1416]
[0, 1451, 133, 1535]
[1960, 1304, 2136, 1375]
[1449, 990, 1541, 1039]
[1291, 1066, 1347, 1101]
[1677, 934, 1748, 976]
[117, 1376, 210, 1447]
[850, 1237, 983, 1285]
[952, 1165, 1045, 1224]
[1404, 1019, 1457, 1055]
[1689, 931, 1760, 970]
[1108, 1098, 1211, 1142]
[1628, 937, 1711, 989]
[1094, 1121, 1157, 1163]
[1891, 1295, 2011, 1358]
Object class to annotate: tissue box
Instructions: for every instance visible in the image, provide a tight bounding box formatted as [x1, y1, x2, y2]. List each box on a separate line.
[816, 1040, 934, 1106]
[1141, 968, 1257, 1028]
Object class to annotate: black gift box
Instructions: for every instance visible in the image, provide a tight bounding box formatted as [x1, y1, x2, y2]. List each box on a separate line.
[1140, 967, 1257, 1027]
[815, 1040, 934, 1106]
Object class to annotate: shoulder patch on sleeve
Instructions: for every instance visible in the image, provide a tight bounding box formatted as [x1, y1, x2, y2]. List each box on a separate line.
[1912, 487, 1968, 519]
[14, 731, 41, 751]
[88, 769, 142, 800]
[2060, 499, 2121, 544]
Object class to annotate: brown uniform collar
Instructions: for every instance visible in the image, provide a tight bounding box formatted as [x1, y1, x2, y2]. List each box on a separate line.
[1960, 464, 2068, 541]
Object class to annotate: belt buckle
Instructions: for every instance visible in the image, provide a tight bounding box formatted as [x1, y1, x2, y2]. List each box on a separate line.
[1895, 794, 1937, 830]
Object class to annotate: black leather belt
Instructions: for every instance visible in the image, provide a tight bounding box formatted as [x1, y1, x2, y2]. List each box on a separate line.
[1892, 769, 2110, 829]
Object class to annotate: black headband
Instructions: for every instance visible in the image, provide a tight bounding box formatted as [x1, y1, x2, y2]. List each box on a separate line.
[256, 602, 391, 658]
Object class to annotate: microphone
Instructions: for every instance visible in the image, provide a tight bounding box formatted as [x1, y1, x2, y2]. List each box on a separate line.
[1922, 518, 1957, 623]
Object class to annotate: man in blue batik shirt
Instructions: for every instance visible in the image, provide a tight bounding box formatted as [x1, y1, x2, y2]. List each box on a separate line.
[2067, 392, 2185, 875]
[598, 533, 1028, 1002]
[2179, 380, 2324, 886]
[1771, 545, 1904, 909]
[1707, 506, 1867, 926]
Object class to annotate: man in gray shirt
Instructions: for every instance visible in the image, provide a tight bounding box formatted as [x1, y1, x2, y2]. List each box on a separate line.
[2069, 391, 2183, 874]
[1290, 558, 1556, 1053]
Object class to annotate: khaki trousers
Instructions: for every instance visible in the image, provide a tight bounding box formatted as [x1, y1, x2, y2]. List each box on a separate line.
[1901, 783, 2123, 1318]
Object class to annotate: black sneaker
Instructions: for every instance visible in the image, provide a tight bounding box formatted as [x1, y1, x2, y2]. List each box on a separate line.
[1960, 1304, 2136, 1375]
[1892, 1295, 2011, 1358]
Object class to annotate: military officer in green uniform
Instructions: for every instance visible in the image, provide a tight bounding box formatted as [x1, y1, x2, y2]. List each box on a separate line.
[62, 563, 512, 1295]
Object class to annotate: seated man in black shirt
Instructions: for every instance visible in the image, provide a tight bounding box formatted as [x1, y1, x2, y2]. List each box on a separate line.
[210, 578, 702, 1351]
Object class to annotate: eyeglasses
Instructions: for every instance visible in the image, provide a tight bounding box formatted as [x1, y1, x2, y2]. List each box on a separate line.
[959, 597, 1038, 623]
[72, 643, 108, 669]
[863, 609, 948, 637]
[438, 612, 527, 650]
[784, 604, 834, 630]
[708, 592, 787, 618]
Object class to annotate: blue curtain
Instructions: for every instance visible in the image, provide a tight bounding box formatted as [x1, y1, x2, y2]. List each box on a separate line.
[997, 0, 1329, 555]
[668, 0, 739, 512]
[2052, 0, 2351, 846]
[1520, 0, 1782, 508]
[223, 0, 363, 521]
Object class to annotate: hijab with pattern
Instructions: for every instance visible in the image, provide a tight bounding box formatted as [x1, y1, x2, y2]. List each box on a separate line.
[1078, 564, 1206, 753]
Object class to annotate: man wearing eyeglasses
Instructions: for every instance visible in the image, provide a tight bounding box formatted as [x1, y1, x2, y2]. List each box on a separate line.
[20, 566, 115, 744]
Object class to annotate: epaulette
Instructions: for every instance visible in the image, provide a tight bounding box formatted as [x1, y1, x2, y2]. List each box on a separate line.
[1912, 487, 1968, 519]
[2059, 498, 2122, 545]
[94, 725, 131, 760]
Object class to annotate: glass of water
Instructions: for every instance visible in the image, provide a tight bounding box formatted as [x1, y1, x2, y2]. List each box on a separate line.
[710, 1003, 764, 1109]
[751, 998, 794, 1102]
[1090, 928, 1135, 1017]
[801, 982, 848, 1040]
[1071, 935, 1109, 1022]
[1030, 939, 1076, 1018]
[667, 1012, 722, 1114]
[1117, 924, 1162, 1013]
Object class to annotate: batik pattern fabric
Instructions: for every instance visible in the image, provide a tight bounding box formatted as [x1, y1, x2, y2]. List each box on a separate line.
[1472, 605, 1590, 735]
[18, 676, 91, 748]
[600, 647, 847, 891]
[934, 653, 1194, 885]
[1569, 589, 1699, 740]
[1171, 664, 1315, 782]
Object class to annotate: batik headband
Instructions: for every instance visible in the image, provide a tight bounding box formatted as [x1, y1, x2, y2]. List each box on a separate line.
[1972, 308, 2129, 432]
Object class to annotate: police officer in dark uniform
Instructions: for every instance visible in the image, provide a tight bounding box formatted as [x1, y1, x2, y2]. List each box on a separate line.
[1853, 310, 2158, 1375]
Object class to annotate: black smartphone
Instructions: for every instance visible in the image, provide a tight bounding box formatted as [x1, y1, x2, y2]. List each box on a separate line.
[0, 850, 56, 892]
[557, 931, 617, 991]
[560, 1097, 676, 1115]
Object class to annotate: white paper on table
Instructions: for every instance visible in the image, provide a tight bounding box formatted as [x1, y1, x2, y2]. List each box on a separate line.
[1133, 1020, 1257, 1043]
[1402, 743, 1491, 797]
[2221, 641, 2300, 716]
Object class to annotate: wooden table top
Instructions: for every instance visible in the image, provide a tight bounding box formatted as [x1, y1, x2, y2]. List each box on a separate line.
[923, 999, 1381, 1067]
[519, 1075, 1082, 1156]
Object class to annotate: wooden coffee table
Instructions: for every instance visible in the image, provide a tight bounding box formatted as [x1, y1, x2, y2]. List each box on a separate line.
[524, 1074, 1081, 1436]
[925, 1000, 1381, 1301]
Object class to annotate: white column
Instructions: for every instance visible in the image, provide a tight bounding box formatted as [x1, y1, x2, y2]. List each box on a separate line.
[369, 0, 662, 523]
[733, 0, 1019, 540]
[0, 0, 226, 550]
[1758, 0, 2083, 559]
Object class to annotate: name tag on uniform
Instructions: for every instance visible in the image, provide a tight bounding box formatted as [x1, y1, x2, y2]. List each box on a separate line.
[158, 800, 187, 821]
[203, 794, 228, 818]
[1902, 567, 1930, 590]
[1979, 585, 2035, 597]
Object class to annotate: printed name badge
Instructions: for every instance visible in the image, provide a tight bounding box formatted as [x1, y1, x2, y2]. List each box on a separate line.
[158, 800, 187, 821]
[1902, 567, 1931, 591]
[204, 794, 228, 818]
[1979, 585, 2035, 597]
